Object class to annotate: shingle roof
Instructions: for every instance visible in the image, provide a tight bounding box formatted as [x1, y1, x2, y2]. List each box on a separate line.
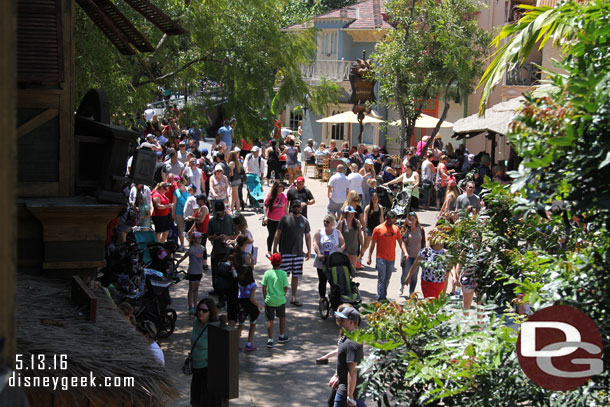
[284, 0, 391, 31]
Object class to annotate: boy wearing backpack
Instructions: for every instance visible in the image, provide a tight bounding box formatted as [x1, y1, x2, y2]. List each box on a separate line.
[261, 253, 289, 348]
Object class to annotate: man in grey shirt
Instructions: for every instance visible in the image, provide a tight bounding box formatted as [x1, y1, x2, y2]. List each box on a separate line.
[273, 199, 311, 307]
[455, 181, 482, 215]
[164, 148, 184, 177]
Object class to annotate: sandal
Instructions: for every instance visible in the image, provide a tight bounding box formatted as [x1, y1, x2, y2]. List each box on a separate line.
[290, 300, 303, 307]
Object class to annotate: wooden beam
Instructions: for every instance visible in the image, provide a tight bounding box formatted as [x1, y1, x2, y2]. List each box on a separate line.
[0, 0, 16, 368]
[17, 108, 58, 138]
[71, 275, 98, 322]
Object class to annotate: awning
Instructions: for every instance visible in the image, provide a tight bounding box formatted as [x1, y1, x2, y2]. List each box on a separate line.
[317, 111, 384, 124]
[389, 113, 453, 129]
[453, 97, 524, 137]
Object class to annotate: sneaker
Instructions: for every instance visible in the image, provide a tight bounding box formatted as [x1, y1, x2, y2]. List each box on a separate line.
[188, 307, 196, 315]
[399, 285, 405, 296]
[202, 264, 209, 272]
[245, 344, 257, 352]
[267, 339, 274, 348]
[278, 335, 289, 344]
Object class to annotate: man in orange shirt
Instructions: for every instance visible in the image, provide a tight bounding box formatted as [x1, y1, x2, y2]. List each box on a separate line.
[366, 211, 408, 301]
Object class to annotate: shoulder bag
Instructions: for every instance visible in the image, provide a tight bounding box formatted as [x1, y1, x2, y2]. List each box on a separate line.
[182, 324, 208, 375]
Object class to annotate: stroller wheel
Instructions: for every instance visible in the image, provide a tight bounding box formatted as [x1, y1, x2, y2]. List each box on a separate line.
[166, 308, 177, 323]
[155, 314, 175, 339]
[319, 297, 330, 320]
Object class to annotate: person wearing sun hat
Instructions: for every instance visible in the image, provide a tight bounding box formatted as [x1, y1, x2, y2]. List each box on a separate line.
[330, 307, 366, 407]
[261, 253, 290, 348]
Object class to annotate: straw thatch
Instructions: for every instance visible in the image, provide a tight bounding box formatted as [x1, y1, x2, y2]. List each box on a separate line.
[16, 273, 180, 407]
[452, 97, 525, 136]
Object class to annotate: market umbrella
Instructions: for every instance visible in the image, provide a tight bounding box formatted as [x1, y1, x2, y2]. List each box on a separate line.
[389, 113, 453, 128]
[316, 111, 384, 124]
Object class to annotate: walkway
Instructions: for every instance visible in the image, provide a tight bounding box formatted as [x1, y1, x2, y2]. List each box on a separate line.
[161, 173, 440, 406]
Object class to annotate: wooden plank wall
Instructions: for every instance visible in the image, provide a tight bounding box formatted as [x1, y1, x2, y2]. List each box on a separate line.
[0, 0, 17, 367]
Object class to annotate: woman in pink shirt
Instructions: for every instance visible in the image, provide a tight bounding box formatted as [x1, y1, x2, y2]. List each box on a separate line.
[263, 181, 288, 255]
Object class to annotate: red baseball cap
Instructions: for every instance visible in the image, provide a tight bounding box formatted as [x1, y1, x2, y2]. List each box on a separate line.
[296, 176, 305, 182]
[270, 253, 282, 266]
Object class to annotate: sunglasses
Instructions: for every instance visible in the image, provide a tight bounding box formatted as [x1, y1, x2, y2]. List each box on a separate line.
[197, 308, 210, 313]
[408, 212, 416, 216]
[323, 220, 331, 224]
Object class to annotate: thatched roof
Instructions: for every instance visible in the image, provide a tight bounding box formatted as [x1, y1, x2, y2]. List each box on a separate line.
[16, 273, 180, 407]
[453, 97, 525, 136]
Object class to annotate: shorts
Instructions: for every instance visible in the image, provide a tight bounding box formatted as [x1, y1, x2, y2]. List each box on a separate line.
[238, 298, 260, 324]
[188, 273, 203, 282]
[460, 272, 477, 294]
[365, 227, 374, 237]
[152, 215, 171, 233]
[264, 303, 286, 321]
[280, 254, 304, 277]
[230, 180, 242, 187]
[286, 163, 299, 169]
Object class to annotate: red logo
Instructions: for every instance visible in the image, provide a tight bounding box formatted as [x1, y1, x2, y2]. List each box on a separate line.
[516, 305, 603, 391]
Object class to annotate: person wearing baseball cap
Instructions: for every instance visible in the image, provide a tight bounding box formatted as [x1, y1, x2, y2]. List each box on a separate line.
[244, 146, 265, 182]
[273, 197, 311, 307]
[332, 307, 365, 407]
[175, 230, 205, 314]
[287, 175, 315, 218]
[261, 253, 290, 348]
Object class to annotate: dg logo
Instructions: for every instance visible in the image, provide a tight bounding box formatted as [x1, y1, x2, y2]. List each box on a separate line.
[516, 305, 604, 391]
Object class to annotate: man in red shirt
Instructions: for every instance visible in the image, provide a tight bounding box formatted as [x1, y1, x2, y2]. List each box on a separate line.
[366, 211, 408, 301]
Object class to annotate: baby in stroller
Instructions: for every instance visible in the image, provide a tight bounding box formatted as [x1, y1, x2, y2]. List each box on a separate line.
[319, 252, 361, 319]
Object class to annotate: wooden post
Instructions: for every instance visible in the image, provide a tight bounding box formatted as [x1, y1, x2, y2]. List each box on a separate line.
[0, 0, 17, 368]
[208, 323, 239, 406]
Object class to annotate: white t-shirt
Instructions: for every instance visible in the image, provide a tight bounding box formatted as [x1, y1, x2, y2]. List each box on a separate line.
[184, 166, 203, 194]
[177, 149, 189, 164]
[183, 195, 199, 219]
[328, 173, 350, 203]
[149, 341, 165, 366]
[245, 153, 265, 176]
[144, 108, 155, 122]
[347, 172, 364, 194]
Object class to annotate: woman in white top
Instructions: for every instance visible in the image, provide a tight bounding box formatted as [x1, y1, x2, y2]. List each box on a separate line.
[313, 214, 345, 301]
[209, 164, 229, 208]
[384, 164, 421, 210]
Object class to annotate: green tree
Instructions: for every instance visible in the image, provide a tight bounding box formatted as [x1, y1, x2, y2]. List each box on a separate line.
[75, 0, 340, 137]
[355, 1, 610, 405]
[371, 0, 490, 156]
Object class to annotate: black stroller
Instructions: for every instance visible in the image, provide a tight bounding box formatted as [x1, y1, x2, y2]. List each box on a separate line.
[319, 252, 361, 319]
[128, 268, 177, 339]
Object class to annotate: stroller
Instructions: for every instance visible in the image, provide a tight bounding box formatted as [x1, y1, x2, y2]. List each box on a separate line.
[319, 252, 361, 320]
[245, 173, 265, 213]
[392, 186, 413, 228]
[127, 268, 177, 339]
[376, 184, 395, 209]
[133, 228, 182, 283]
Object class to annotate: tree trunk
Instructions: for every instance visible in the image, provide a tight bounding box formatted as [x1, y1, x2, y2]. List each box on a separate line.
[419, 80, 453, 158]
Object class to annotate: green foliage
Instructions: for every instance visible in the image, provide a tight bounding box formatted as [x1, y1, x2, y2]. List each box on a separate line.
[75, 0, 339, 137]
[355, 2, 610, 405]
[371, 0, 490, 154]
[281, 0, 359, 27]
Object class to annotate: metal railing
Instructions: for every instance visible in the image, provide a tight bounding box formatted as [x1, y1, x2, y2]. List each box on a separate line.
[298, 59, 355, 81]
[505, 62, 541, 86]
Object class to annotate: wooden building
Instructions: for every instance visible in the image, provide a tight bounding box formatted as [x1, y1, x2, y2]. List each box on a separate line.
[2, 0, 186, 405]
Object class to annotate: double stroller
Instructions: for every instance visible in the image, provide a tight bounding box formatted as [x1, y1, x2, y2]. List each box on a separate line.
[319, 252, 361, 319]
[376, 184, 412, 228]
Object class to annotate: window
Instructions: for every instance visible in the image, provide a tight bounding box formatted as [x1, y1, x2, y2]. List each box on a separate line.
[331, 123, 344, 140]
[317, 31, 338, 57]
[289, 110, 302, 131]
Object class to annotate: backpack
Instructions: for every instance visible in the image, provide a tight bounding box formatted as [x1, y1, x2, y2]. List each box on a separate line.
[201, 158, 214, 177]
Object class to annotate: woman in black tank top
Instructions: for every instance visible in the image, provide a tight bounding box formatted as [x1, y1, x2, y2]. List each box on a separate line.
[361, 192, 384, 264]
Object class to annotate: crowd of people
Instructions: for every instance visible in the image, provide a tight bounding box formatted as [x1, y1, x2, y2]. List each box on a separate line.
[115, 107, 513, 406]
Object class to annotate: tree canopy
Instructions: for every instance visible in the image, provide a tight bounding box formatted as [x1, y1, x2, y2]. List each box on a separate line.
[371, 0, 490, 155]
[75, 0, 341, 137]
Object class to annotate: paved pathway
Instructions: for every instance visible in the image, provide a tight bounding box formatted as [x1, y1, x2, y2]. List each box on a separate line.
[161, 172, 440, 406]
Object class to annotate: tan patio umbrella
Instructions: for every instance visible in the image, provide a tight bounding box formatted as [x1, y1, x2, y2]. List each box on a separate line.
[317, 111, 384, 124]
[389, 113, 453, 128]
